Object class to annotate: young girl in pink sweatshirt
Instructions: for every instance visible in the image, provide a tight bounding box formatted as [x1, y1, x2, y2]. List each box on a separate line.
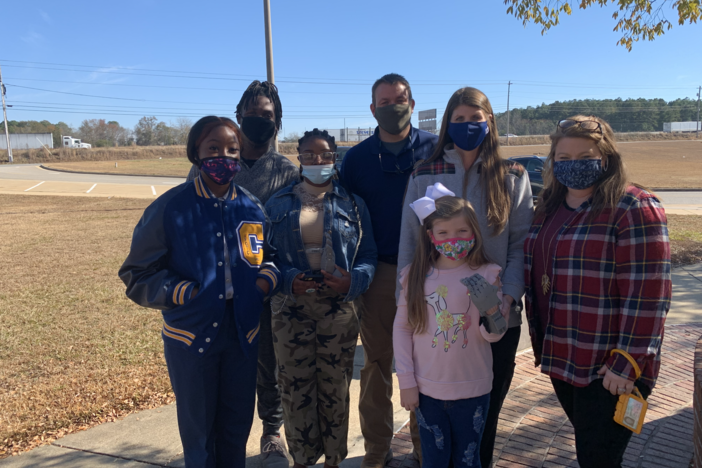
[394, 184, 506, 468]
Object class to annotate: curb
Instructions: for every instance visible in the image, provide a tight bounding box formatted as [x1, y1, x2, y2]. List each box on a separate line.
[39, 165, 185, 179]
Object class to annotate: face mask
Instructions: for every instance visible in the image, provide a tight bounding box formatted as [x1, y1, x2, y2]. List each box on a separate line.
[200, 157, 241, 185]
[241, 116, 277, 146]
[430, 233, 475, 261]
[553, 159, 603, 190]
[374, 103, 412, 135]
[448, 121, 489, 151]
[301, 164, 335, 185]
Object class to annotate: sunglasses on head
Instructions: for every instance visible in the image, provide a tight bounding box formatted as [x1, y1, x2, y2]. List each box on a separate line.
[557, 119, 602, 134]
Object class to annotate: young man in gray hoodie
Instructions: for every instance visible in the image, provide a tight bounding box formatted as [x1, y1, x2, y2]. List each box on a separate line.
[187, 81, 298, 468]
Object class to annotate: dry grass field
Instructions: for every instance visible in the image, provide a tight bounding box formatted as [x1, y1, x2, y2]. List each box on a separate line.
[668, 215, 702, 266]
[0, 146, 186, 165]
[502, 140, 702, 189]
[46, 159, 194, 178]
[0, 195, 172, 458]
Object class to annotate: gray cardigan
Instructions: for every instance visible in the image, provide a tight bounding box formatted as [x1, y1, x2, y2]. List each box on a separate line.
[397, 145, 534, 328]
[187, 149, 299, 205]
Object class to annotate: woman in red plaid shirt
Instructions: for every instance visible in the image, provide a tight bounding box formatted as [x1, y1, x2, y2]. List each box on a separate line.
[524, 116, 671, 468]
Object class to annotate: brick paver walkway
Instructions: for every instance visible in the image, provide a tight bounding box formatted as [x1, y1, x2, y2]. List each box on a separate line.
[388, 323, 699, 468]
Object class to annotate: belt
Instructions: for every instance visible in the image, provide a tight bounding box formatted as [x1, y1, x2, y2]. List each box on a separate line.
[378, 254, 398, 265]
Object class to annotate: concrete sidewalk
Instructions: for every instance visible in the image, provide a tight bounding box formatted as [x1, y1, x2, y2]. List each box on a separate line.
[1, 264, 701, 468]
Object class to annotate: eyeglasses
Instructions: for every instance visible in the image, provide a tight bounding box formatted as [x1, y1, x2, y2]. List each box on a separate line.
[299, 152, 337, 164]
[557, 119, 602, 133]
[378, 148, 415, 174]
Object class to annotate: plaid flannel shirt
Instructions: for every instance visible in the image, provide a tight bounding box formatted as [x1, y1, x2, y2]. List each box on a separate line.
[524, 186, 671, 389]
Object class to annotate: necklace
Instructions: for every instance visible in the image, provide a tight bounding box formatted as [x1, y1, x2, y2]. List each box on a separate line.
[539, 212, 562, 296]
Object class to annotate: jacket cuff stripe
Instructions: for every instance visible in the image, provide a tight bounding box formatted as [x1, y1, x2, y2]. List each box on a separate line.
[162, 328, 193, 346]
[247, 324, 261, 343]
[178, 282, 190, 305]
[259, 269, 278, 290]
[172, 281, 187, 305]
[164, 322, 196, 340]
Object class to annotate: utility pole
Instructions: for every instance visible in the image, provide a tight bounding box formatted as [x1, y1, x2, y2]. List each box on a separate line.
[697, 85, 700, 138]
[506, 81, 512, 146]
[263, 0, 278, 152]
[0, 64, 12, 163]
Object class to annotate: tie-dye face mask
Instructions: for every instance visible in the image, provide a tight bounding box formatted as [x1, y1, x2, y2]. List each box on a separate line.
[430, 233, 476, 261]
[200, 157, 241, 185]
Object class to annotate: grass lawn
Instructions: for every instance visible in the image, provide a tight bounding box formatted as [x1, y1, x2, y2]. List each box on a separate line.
[0, 194, 699, 458]
[0, 195, 172, 458]
[45, 158, 194, 178]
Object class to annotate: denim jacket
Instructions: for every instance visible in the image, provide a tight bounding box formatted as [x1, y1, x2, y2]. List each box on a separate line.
[264, 179, 377, 303]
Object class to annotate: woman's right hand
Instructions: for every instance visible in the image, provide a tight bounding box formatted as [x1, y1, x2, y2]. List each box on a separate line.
[400, 387, 420, 411]
[292, 273, 320, 295]
[190, 287, 199, 299]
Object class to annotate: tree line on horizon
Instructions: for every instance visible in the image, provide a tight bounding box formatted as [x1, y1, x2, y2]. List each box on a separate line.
[0, 116, 193, 148]
[494, 97, 700, 135]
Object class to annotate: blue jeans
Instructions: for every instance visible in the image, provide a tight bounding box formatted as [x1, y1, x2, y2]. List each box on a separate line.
[416, 392, 490, 468]
[164, 301, 258, 468]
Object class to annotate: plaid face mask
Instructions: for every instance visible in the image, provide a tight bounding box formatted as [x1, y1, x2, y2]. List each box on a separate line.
[430, 233, 476, 261]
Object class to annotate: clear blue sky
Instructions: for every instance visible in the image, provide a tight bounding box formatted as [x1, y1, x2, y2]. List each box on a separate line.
[3, 0, 701, 136]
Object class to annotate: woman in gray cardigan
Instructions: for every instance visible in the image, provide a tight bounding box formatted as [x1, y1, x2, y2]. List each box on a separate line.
[397, 87, 533, 468]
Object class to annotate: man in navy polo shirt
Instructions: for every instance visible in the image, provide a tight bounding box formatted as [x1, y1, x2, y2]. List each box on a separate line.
[340, 73, 438, 468]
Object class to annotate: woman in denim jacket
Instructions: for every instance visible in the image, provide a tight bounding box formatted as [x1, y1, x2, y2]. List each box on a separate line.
[265, 129, 377, 468]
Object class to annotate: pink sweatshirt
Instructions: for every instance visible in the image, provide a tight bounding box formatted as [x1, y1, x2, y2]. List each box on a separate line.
[393, 262, 505, 401]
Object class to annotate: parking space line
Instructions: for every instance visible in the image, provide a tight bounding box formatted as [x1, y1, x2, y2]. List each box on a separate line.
[151, 186, 156, 195]
[25, 181, 45, 192]
[86, 184, 97, 193]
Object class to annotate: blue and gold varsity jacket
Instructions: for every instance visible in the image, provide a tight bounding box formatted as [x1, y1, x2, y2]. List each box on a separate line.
[119, 176, 280, 356]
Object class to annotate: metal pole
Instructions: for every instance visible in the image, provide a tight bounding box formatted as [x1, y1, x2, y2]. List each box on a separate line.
[0, 65, 12, 163]
[697, 86, 700, 138]
[506, 81, 512, 147]
[263, 0, 278, 152]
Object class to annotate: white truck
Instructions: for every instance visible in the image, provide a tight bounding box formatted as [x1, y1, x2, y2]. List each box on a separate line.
[62, 135, 92, 149]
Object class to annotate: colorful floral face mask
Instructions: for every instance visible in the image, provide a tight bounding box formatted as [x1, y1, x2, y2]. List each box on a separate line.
[430, 233, 475, 261]
[200, 157, 241, 185]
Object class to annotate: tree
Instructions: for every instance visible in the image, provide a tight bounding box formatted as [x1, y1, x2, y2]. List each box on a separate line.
[282, 132, 302, 143]
[504, 0, 701, 50]
[134, 116, 158, 146]
[173, 118, 193, 145]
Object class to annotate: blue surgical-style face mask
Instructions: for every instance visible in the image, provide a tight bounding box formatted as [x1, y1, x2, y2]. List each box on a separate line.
[301, 164, 335, 185]
[448, 121, 489, 151]
[553, 159, 603, 190]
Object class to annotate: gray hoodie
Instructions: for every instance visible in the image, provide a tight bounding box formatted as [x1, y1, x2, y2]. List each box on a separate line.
[397, 144, 534, 328]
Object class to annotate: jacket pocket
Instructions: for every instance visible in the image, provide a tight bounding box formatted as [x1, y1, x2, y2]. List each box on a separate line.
[336, 208, 359, 241]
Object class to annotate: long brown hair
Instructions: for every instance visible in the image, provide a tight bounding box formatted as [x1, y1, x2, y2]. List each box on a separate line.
[425, 87, 511, 235]
[536, 115, 630, 221]
[406, 196, 491, 334]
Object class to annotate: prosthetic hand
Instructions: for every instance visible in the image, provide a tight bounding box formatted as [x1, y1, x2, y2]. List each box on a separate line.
[460, 273, 507, 335]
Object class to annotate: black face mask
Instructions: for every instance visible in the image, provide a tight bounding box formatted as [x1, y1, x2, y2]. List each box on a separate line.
[241, 116, 277, 146]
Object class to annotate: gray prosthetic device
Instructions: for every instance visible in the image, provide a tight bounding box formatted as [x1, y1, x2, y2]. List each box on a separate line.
[460, 273, 507, 335]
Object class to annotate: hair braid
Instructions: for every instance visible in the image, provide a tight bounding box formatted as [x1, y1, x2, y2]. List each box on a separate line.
[235, 80, 283, 130]
[296, 128, 337, 153]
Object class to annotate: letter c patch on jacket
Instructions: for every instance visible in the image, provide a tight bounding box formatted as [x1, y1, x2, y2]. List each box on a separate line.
[237, 221, 264, 267]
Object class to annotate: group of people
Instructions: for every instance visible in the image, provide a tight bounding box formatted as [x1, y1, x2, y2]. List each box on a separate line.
[119, 73, 672, 468]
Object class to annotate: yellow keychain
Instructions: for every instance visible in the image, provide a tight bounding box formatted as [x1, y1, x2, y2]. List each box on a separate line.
[610, 349, 648, 434]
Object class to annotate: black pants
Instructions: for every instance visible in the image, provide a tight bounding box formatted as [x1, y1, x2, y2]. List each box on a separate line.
[551, 377, 651, 468]
[480, 326, 521, 468]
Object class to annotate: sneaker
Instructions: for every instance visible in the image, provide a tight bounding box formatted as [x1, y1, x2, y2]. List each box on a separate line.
[360, 449, 394, 468]
[260, 435, 290, 468]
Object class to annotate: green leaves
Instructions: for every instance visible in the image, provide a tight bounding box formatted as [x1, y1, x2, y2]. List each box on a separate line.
[503, 0, 701, 50]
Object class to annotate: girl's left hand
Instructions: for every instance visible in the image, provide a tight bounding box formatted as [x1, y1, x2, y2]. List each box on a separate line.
[598, 365, 635, 396]
[255, 278, 270, 298]
[322, 265, 351, 294]
[500, 294, 514, 319]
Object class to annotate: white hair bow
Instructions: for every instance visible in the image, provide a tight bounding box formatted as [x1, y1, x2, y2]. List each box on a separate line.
[409, 183, 456, 225]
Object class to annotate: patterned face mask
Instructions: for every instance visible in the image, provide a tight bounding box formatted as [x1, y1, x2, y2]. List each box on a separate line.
[553, 158, 603, 190]
[200, 157, 241, 185]
[430, 233, 475, 261]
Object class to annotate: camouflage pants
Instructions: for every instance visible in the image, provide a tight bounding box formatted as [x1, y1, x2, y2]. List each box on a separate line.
[271, 287, 360, 466]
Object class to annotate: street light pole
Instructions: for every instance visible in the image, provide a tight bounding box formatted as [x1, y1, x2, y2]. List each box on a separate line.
[506, 81, 512, 146]
[263, 0, 278, 152]
[0, 64, 12, 163]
